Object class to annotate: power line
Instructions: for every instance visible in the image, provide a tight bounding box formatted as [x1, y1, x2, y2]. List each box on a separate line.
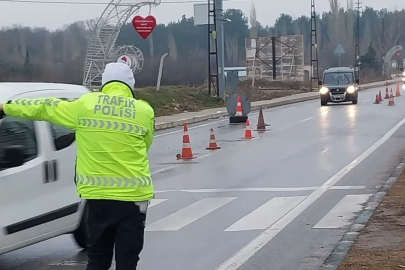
[0, 0, 243, 4]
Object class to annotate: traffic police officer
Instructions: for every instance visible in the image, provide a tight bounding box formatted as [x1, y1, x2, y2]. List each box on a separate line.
[0, 62, 155, 270]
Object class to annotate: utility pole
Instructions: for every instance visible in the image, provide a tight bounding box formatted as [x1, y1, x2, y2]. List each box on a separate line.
[381, 12, 386, 78]
[310, 0, 320, 91]
[208, 0, 218, 97]
[215, 0, 225, 100]
[355, 0, 361, 83]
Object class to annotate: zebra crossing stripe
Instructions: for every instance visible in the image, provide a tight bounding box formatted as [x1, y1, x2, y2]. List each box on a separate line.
[146, 197, 236, 231]
[79, 118, 147, 135]
[313, 194, 372, 229]
[225, 196, 306, 231]
[141, 195, 373, 233]
[149, 199, 167, 208]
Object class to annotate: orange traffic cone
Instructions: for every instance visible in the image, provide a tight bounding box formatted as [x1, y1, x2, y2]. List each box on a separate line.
[179, 123, 195, 159]
[396, 82, 401, 97]
[236, 96, 243, 117]
[388, 95, 395, 106]
[388, 89, 395, 106]
[379, 90, 383, 102]
[244, 119, 254, 139]
[256, 106, 266, 131]
[384, 87, 390, 99]
[206, 128, 221, 150]
[374, 94, 380, 104]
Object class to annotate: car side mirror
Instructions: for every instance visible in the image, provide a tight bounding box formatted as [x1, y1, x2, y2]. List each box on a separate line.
[4, 145, 26, 168]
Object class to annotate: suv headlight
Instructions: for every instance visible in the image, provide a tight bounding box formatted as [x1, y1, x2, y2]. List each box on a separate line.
[347, 85, 356, 94]
[320, 87, 329, 94]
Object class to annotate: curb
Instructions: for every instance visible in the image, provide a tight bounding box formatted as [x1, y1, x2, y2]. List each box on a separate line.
[155, 80, 402, 131]
[318, 157, 405, 270]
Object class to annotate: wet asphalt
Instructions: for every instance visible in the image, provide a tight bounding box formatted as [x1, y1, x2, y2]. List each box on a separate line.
[2, 85, 405, 270]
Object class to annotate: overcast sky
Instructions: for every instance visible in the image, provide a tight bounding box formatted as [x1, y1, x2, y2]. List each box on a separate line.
[1, 0, 404, 31]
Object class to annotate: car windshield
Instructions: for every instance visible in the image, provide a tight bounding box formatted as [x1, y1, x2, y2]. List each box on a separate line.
[323, 72, 354, 86]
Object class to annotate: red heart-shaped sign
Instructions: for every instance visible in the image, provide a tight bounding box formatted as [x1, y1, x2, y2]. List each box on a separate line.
[132, 15, 157, 39]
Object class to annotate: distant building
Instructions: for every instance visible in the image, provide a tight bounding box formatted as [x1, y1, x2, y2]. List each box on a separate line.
[224, 67, 247, 80]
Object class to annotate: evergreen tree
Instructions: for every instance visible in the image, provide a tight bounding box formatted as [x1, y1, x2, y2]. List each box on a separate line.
[360, 42, 378, 70]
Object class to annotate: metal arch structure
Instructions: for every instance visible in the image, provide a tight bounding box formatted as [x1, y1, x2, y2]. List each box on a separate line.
[83, 0, 161, 89]
[383, 45, 403, 79]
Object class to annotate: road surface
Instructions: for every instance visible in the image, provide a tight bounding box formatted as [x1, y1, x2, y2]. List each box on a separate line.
[2, 85, 405, 270]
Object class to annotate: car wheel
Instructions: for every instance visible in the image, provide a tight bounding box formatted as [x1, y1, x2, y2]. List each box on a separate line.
[73, 203, 88, 249]
[321, 100, 327, 106]
[352, 98, 358, 105]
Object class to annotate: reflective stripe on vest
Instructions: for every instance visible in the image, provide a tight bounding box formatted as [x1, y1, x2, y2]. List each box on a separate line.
[76, 174, 152, 188]
[79, 118, 147, 135]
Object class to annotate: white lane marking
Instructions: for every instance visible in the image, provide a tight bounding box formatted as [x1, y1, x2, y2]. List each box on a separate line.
[216, 116, 405, 270]
[155, 118, 227, 138]
[313, 194, 372, 229]
[155, 187, 319, 193]
[362, 100, 369, 103]
[198, 153, 212, 160]
[154, 186, 365, 193]
[225, 196, 306, 232]
[149, 199, 167, 208]
[329, 186, 366, 190]
[146, 197, 236, 231]
[152, 165, 176, 175]
[50, 261, 87, 266]
[300, 117, 313, 123]
[276, 125, 293, 132]
[322, 147, 329, 153]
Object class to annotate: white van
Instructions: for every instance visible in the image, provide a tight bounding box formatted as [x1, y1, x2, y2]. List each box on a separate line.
[0, 83, 89, 255]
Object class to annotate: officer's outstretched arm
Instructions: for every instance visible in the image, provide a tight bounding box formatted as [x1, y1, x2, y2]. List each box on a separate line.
[2, 97, 79, 130]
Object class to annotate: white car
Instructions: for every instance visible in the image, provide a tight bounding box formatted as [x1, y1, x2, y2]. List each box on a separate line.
[0, 83, 90, 255]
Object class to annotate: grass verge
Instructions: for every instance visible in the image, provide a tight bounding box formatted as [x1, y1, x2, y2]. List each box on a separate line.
[338, 170, 405, 270]
[135, 85, 306, 117]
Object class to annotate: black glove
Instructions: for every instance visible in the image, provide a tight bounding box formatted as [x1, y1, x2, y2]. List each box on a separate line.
[0, 110, 5, 119]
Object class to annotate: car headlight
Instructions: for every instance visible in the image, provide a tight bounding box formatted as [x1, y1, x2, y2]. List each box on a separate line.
[347, 85, 356, 94]
[320, 87, 329, 95]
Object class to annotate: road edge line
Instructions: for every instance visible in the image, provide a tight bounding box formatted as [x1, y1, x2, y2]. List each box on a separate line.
[318, 159, 405, 270]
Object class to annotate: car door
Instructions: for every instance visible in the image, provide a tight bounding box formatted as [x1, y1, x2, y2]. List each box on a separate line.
[0, 115, 50, 253]
[0, 89, 86, 253]
[44, 95, 83, 230]
[18, 90, 87, 230]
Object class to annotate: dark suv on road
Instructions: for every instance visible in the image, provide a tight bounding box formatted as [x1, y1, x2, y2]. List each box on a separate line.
[319, 66, 359, 106]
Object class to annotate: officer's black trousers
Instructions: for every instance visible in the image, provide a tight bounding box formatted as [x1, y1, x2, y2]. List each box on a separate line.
[86, 199, 147, 270]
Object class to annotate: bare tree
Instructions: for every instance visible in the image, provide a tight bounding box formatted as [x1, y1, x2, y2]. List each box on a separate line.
[329, 0, 340, 15]
[167, 32, 178, 60]
[249, 3, 258, 38]
[346, 0, 354, 10]
[148, 33, 154, 58]
[225, 35, 238, 65]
